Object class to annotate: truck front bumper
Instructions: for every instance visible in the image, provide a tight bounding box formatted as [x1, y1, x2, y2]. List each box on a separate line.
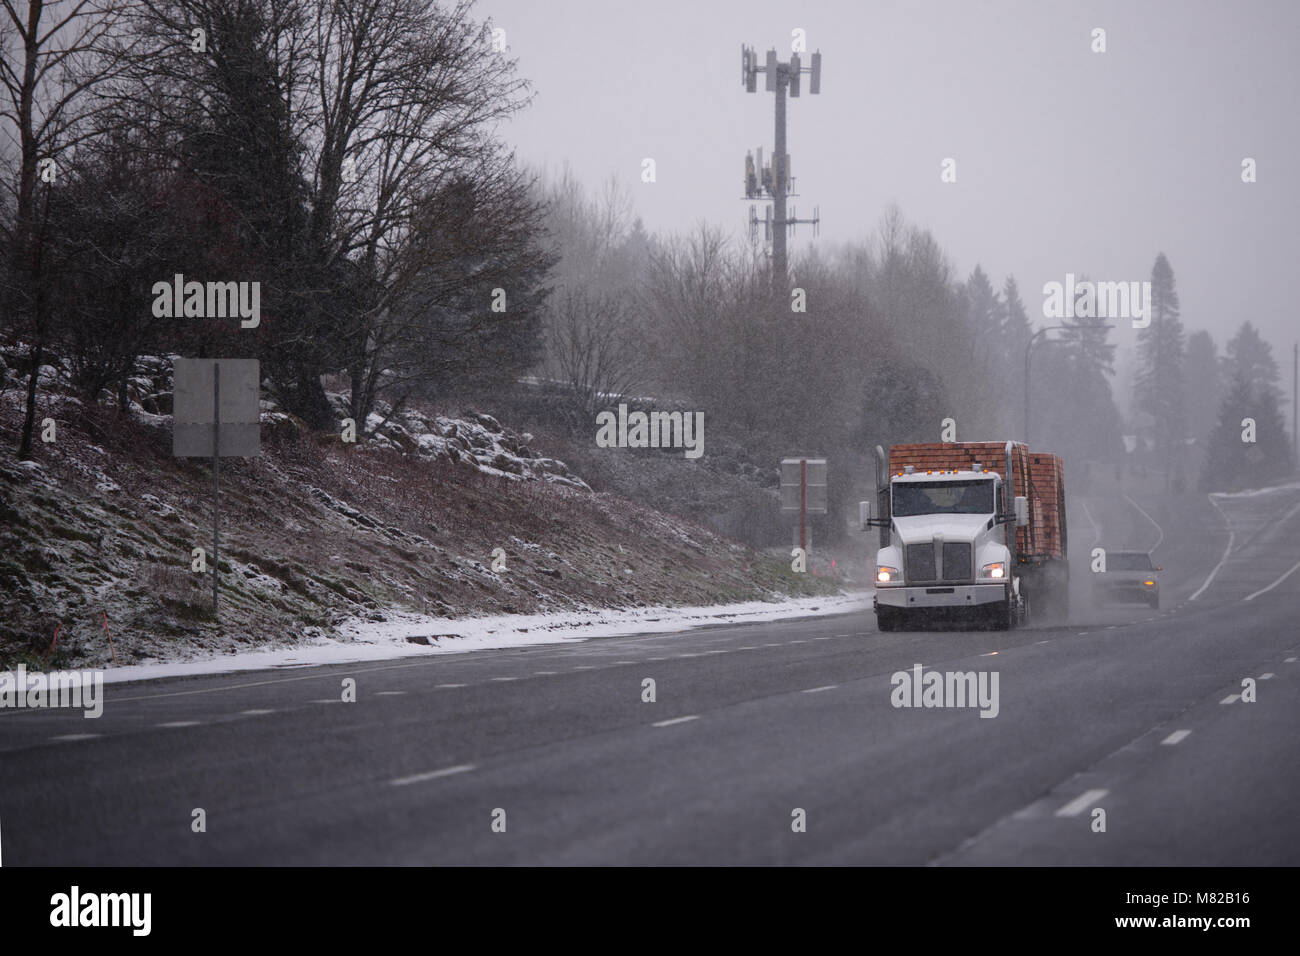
[875, 583, 1007, 609]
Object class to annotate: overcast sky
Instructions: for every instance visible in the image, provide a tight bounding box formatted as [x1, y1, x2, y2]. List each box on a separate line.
[483, 0, 1298, 407]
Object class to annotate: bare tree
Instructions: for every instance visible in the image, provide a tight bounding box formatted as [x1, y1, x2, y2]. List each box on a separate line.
[545, 287, 639, 419]
[1, 0, 134, 457]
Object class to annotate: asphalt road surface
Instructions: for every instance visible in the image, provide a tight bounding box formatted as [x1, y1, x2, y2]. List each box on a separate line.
[2, 483, 1298, 865]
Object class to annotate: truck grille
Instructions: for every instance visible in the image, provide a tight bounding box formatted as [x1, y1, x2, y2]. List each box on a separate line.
[904, 544, 936, 582]
[942, 542, 973, 581]
[904, 542, 973, 583]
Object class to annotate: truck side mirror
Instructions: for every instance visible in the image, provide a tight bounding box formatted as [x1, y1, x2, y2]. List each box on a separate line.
[859, 500, 872, 530]
[1014, 496, 1029, 527]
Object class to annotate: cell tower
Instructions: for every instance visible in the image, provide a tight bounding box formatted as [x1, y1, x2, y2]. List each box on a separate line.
[741, 44, 821, 291]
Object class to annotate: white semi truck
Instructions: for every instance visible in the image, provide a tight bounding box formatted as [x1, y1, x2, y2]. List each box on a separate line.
[861, 441, 1069, 631]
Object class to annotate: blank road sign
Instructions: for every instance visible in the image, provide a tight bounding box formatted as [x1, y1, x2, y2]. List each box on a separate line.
[173, 358, 261, 457]
[780, 458, 827, 513]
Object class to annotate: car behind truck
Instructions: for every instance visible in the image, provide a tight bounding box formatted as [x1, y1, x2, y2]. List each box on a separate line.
[862, 441, 1069, 630]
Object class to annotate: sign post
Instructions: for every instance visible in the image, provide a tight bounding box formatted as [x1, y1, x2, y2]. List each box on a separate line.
[780, 458, 827, 555]
[173, 358, 261, 618]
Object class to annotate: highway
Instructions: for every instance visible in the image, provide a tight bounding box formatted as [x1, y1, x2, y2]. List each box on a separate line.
[2, 483, 1298, 865]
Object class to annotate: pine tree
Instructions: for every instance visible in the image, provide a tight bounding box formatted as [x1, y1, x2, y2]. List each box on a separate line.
[1200, 372, 1293, 492]
[1134, 253, 1187, 490]
[1183, 329, 1222, 480]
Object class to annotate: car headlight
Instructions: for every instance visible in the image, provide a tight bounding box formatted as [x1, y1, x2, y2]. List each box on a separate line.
[979, 562, 1006, 579]
[876, 565, 901, 584]
[1143, 579, 1156, 587]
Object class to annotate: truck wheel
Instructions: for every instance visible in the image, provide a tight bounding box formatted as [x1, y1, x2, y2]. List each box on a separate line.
[876, 607, 900, 632]
[987, 597, 1014, 631]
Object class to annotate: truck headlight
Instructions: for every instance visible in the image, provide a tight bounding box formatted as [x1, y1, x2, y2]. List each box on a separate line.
[979, 562, 1005, 579]
[876, 565, 900, 584]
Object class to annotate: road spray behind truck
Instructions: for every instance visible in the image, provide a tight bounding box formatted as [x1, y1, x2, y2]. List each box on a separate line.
[861, 441, 1068, 631]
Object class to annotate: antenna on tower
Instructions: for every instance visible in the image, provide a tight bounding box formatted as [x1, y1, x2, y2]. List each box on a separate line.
[739, 43, 823, 291]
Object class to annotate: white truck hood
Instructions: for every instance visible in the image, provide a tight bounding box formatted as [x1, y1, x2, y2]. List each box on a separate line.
[893, 513, 993, 544]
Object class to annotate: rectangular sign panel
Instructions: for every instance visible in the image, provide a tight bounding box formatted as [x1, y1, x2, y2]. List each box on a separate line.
[173, 358, 261, 457]
[780, 457, 827, 513]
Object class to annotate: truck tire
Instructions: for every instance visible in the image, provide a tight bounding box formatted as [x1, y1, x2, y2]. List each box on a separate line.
[987, 595, 1015, 631]
[876, 607, 901, 632]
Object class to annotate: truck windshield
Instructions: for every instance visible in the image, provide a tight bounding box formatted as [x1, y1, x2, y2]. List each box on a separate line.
[893, 480, 995, 517]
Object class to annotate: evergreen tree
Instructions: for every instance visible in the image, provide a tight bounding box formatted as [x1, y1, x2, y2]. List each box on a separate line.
[1134, 253, 1187, 490]
[1182, 330, 1222, 478]
[1200, 372, 1292, 491]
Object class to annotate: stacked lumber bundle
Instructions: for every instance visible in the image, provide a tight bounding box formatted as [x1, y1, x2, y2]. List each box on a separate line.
[886, 441, 1064, 559]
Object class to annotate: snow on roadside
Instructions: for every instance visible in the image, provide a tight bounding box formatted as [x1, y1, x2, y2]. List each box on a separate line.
[15, 592, 871, 686]
[1211, 479, 1300, 499]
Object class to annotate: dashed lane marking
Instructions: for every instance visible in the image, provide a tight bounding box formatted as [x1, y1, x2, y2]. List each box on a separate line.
[1055, 789, 1108, 817]
[652, 715, 699, 728]
[390, 764, 475, 787]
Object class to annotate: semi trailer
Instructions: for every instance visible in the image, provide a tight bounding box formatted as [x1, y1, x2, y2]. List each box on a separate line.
[861, 441, 1069, 631]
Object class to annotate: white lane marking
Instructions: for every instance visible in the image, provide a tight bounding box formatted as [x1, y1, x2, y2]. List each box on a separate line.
[1220, 694, 1239, 705]
[1259, 673, 1275, 680]
[574, 665, 596, 670]
[737, 646, 758, 651]
[652, 715, 699, 728]
[1190, 495, 1234, 601]
[310, 699, 339, 704]
[982, 651, 999, 656]
[158, 720, 200, 728]
[1286, 657, 1298, 663]
[1244, 557, 1300, 602]
[615, 660, 639, 664]
[534, 671, 558, 675]
[802, 685, 837, 694]
[390, 764, 475, 787]
[1124, 494, 1164, 553]
[1161, 730, 1191, 746]
[789, 640, 807, 644]
[1055, 789, 1108, 817]
[490, 677, 518, 682]
[762, 643, 780, 648]
[51, 733, 101, 741]
[240, 709, 275, 715]
[436, 683, 466, 689]
[375, 691, 405, 696]
[1035, 640, 1049, 645]
[835, 634, 851, 638]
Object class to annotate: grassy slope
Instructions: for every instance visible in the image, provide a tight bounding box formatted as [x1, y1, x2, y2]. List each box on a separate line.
[0, 392, 838, 669]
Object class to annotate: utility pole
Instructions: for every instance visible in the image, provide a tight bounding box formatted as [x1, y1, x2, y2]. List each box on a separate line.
[741, 45, 821, 293]
[1293, 342, 1297, 473]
